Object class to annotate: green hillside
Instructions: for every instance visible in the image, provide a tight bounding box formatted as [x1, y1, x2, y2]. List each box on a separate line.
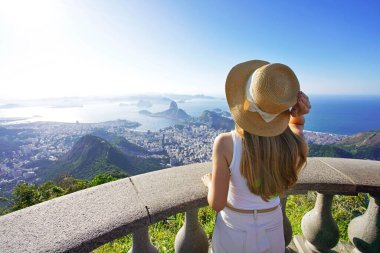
[309, 130, 380, 160]
[112, 136, 150, 156]
[36, 135, 167, 181]
[308, 144, 353, 158]
[339, 130, 380, 146]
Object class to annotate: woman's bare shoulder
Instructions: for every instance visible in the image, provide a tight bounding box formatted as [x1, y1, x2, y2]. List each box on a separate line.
[213, 132, 234, 163]
[214, 132, 233, 147]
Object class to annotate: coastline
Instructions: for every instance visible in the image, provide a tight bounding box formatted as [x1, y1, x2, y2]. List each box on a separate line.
[1, 94, 380, 135]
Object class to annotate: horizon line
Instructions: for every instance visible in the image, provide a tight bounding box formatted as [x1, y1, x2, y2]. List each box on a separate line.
[1, 93, 380, 102]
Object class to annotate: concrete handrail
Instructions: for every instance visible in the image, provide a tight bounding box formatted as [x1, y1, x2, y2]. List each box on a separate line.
[0, 158, 379, 253]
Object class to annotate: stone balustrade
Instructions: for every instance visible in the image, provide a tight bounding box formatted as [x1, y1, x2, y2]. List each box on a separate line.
[0, 158, 379, 253]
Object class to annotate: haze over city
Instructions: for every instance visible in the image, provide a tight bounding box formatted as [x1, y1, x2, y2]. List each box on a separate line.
[0, 0, 379, 100]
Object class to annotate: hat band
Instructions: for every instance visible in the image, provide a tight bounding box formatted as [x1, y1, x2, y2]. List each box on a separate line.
[245, 71, 280, 123]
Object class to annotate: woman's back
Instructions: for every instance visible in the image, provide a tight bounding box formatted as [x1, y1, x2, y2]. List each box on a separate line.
[227, 130, 280, 210]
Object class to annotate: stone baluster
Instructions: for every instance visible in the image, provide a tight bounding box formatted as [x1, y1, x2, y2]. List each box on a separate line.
[281, 195, 293, 247]
[300, 192, 340, 252]
[348, 194, 380, 253]
[174, 208, 209, 253]
[128, 226, 158, 253]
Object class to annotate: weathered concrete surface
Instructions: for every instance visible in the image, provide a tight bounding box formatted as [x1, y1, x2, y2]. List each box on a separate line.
[0, 178, 148, 253]
[316, 158, 380, 194]
[294, 158, 357, 194]
[130, 162, 210, 223]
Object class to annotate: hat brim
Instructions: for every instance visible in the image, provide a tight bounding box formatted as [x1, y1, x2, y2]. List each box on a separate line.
[225, 60, 291, 137]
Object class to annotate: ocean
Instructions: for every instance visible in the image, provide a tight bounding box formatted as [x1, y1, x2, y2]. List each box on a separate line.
[305, 95, 380, 135]
[0, 95, 379, 135]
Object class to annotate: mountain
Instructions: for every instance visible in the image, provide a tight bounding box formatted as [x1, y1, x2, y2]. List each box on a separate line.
[90, 130, 153, 156]
[338, 130, 380, 147]
[139, 101, 191, 120]
[308, 144, 354, 158]
[308, 130, 380, 160]
[198, 110, 234, 130]
[90, 128, 118, 141]
[36, 135, 166, 180]
[112, 136, 150, 156]
[139, 110, 152, 116]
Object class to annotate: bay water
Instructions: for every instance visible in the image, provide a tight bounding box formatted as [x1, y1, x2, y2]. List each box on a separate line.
[0, 95, 379, 135]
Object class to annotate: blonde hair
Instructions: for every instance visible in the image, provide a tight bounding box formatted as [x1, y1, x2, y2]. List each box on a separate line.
[238, 125, 307, 201]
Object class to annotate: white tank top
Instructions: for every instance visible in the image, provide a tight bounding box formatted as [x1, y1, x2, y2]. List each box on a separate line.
[226, 130, 280, 210]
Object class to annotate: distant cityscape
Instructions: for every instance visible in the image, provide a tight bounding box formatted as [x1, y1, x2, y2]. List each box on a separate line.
[303, 130, 348, 145]
[0, 119, 348, 195]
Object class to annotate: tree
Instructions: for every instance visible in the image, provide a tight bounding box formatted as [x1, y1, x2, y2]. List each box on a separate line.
[12, 182, 41, 211]
[89, 173, 118, 187]
[57, 175, 88, 194]
[0, 197, 10, 215]
[3, 172, 124, 214]
[39, 181, 65, 201]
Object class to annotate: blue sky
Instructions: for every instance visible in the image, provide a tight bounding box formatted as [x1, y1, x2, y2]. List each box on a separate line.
[0, 0, 379, 99]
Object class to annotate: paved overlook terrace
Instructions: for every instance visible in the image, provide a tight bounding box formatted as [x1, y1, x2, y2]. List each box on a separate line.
[0, 158, 379, 253]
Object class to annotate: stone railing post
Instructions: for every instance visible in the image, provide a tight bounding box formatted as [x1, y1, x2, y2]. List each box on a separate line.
[281, 196, 293, 247]
[348, 194, 380, 253]
[128, 226, 158, 253]
[297, 192, 340, 252]
[174, 208, 209, 253]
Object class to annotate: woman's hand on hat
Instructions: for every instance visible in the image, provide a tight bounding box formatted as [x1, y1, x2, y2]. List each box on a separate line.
[201, 173, 212, 188]
[290, 91, 311, 117]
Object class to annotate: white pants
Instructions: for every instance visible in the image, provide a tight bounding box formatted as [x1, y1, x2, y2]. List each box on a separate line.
[211, 206, 285, 253]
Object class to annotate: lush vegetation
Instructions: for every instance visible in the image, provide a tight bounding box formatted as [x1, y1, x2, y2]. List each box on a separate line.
[0, 172, 122, 214]
[308, 143, 380, 160]
[308, 143, 353, 158]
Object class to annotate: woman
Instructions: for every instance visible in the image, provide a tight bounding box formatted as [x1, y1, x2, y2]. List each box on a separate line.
[201, 60, 310, 253]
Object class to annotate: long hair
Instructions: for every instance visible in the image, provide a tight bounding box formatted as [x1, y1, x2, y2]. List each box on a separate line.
[239, 125, 307, 201]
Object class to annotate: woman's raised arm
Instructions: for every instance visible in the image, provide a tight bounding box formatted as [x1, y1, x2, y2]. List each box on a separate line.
[289, 91, 311, 136]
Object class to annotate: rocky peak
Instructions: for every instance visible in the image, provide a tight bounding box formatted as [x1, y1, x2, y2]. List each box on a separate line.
[169, 101, 178, 110]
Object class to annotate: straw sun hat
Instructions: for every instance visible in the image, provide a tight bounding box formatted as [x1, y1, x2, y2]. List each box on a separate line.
[225, 60, 300, 137]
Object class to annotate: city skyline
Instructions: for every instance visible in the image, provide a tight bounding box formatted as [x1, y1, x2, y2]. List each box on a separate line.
[0, 0, 379, 99]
